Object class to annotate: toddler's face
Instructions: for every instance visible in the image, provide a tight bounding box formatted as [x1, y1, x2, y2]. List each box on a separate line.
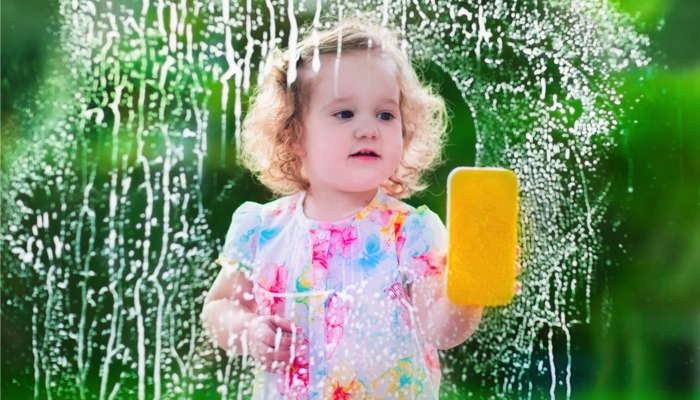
[292, 51, 403, 195]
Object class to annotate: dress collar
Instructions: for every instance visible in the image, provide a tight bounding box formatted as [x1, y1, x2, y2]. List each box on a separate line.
[294, 187, 389, 230]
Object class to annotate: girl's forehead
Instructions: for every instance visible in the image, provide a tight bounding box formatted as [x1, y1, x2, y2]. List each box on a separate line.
[304, 51, 400, 104]
[316, 50, 398, 74]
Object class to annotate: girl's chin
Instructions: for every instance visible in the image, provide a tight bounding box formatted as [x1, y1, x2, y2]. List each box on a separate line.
[344, 181, 386, 192]
[314, 172, 391, 192]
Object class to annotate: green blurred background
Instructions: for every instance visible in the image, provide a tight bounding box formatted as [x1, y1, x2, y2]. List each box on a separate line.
[2, 0, 699, 398]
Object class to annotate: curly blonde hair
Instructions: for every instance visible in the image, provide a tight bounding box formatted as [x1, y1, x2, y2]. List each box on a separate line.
[240, 16, 448, 199]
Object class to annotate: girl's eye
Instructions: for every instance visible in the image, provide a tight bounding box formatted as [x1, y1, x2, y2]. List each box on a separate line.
[335, 110, 354, 119]
[377, 112, 394, 121]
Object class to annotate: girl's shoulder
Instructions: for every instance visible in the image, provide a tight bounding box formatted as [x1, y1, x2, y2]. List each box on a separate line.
[219, 193, 301, 270]
[233, 192, 301, 224]
[398, 204, 442, 234]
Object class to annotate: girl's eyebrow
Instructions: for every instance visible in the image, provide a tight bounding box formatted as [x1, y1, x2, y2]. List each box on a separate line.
[378, 98, 399, 106]
[324, 96, 399, 109]
[324, 96, 353, 108]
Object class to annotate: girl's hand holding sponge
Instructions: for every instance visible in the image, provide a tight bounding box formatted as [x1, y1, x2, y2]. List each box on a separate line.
[410, 169, 522, 351]
[246, 315, 305, 374]
[515, 245, 523, 295]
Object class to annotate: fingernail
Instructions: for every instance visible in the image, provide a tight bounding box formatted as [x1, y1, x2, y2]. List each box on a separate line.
[296, 327, 302, 334]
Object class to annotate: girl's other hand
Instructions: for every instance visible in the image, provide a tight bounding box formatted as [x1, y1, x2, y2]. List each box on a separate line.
[514, 245, 523, 295]
[247, 315, 304, 373]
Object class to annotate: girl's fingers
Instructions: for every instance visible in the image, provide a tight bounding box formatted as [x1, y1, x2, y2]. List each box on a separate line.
[259, 316, 300, 346]
[250, 316, 305, 373]
[259, 358, 288, 373]
[264, 348, 292, 361]
[514, 281, 522, 295]
[259, 354, 310, 374]
[269, 315, 296, 334]
[516, 245, 522, 259]
[256, 327, 279, 348]
[515, 261, 522, 276]
[250, 321, 272, 344]
[255, 342, 305, 361]
[259, 330, 295, 348]
[252, 341, 270, 360]
[279, 337, 293, 348]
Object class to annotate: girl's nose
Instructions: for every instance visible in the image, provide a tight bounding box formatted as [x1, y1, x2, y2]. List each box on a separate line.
[354, 118, 379, 139]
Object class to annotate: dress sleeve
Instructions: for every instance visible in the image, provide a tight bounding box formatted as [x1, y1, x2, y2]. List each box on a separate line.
[216, 201, 263, 274]
[397, 205, 448, 286]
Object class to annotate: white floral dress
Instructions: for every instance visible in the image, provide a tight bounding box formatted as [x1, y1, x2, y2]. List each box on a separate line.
[216, 187, 448, 400]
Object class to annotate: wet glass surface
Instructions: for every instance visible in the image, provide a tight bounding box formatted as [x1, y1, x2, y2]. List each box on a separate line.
[2, 0, 699, 398]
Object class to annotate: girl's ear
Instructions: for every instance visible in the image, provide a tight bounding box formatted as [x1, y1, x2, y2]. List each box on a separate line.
[291, 141, 306, 157]
[287, 129, 306, 157]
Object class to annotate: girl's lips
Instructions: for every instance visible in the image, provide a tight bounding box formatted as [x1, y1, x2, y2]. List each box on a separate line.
[349, 155, 380, 160]
[350, 149, 379, 157]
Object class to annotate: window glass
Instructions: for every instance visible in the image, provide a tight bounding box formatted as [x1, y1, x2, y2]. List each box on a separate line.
[2, 0, 698, 398]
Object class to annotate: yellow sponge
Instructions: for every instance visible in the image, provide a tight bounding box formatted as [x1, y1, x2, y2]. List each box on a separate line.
[446, 167, 519, 306]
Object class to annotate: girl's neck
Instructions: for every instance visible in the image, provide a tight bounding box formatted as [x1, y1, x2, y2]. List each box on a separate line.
[302, 187, 379, 222]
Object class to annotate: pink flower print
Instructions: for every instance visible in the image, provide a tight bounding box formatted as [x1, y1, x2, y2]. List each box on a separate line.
[414, 247, 446, 278]
[255, 263, 288, 316]
[423, 344, 441, 391]
[396, 231, 407, 264]
[318, 221, 342, 231]
[363, 206, 389, 228]
[267, 207, 293, 218]
[309, 230, 330, 284]
[278, 338, 310, 400]
[325, 295, 348, 360]
[399, 303, 412, 328]
[264, 201, 297, 218]
[329, 226, 358, 258]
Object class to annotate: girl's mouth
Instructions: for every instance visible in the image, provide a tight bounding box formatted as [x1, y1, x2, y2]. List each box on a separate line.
[350, 150, 380, 159]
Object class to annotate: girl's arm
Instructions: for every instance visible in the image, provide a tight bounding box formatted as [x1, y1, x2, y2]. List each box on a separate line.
[408, 273, 483, 351]
[201, 267, 298, 373]
[409, 247, 522, 350]
[201, 267, 259, 354]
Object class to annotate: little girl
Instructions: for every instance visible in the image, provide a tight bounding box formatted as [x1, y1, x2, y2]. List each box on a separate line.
[202, 17, 487, 400]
